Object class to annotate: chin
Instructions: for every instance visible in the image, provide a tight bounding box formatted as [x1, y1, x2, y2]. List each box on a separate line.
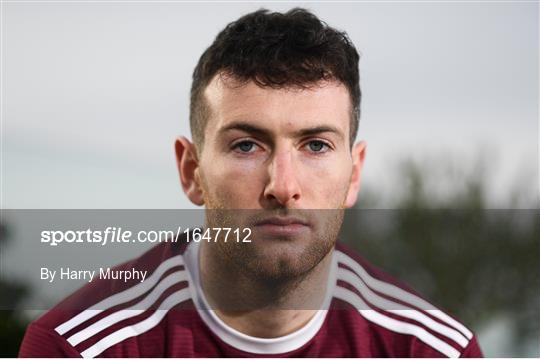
[234, 238, 333, 283]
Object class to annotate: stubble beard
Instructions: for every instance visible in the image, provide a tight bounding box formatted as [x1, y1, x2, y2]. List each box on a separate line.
[202, 190, 346, 289]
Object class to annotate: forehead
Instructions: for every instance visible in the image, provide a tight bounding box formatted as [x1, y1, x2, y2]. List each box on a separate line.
[202, 75, 351, 136]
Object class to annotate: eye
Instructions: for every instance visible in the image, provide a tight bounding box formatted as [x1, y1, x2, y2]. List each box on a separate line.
[233, 140, 258, 153]
[306, 140, 330, 153]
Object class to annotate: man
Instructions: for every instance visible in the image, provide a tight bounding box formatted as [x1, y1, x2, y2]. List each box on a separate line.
[19, 8, 483, 357]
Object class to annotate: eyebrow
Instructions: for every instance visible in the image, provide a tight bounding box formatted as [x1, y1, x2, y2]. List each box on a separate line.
[219, 121, 345, 141]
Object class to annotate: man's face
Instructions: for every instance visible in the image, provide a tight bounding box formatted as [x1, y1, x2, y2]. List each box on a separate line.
[192, 75, 364, 282]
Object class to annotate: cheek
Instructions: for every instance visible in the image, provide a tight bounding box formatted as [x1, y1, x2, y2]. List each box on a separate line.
[298, 157, 352, 200]
[202, 156, 266, 204]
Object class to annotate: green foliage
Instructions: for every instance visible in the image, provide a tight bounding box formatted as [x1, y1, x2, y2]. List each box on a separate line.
[0, 223, 31, 357]
[342, 157, 540, 354]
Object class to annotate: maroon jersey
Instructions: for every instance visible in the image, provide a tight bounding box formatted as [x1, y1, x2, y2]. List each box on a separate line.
[19, 237, 483, 358]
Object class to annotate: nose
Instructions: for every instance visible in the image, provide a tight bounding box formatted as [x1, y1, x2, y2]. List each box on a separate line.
[263, 149, 301, 207]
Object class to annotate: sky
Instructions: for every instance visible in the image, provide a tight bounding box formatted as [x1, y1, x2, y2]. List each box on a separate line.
[2, 1, 538, 209]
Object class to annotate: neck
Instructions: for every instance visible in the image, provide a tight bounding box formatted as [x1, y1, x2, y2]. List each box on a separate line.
[199, 241, 334, 338]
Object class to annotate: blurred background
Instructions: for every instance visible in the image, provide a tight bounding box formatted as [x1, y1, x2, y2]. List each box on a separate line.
[1, 1, 538, 356]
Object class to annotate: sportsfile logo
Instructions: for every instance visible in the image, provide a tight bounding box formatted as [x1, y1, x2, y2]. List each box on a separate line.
[40, 227, 186, 246]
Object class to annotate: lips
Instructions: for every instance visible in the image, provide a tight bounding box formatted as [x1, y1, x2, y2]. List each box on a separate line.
[255, 216, 310, 226]
[253, 216, 311, 237]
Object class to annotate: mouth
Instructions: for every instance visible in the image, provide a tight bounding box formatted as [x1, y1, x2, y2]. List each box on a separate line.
[253, 216, 311, 237]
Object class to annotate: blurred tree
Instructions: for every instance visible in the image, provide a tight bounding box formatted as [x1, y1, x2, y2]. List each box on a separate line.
[0, 222, 31, 357]
[342, 157, 540, 356]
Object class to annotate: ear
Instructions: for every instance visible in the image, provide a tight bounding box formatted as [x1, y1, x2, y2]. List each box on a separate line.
[344, 141, 367, 208]
[174, 137, 205, 206]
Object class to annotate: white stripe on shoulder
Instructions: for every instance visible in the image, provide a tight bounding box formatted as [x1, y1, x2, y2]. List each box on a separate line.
[80, 288, 191, 358]
[336, 250, 473, 340]
[334, 286, 461, 358]
[55, 254, 184, 335]
[337, 268, 469, 348]
[67, 270, 188, 346]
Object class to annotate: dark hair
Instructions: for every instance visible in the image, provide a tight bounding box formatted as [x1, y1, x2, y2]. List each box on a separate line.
[190, 8, 361, 149]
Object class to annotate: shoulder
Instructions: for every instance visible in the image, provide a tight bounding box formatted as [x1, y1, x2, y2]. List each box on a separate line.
[19, 238, 193, 357]
[330, 241, 483, 358]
